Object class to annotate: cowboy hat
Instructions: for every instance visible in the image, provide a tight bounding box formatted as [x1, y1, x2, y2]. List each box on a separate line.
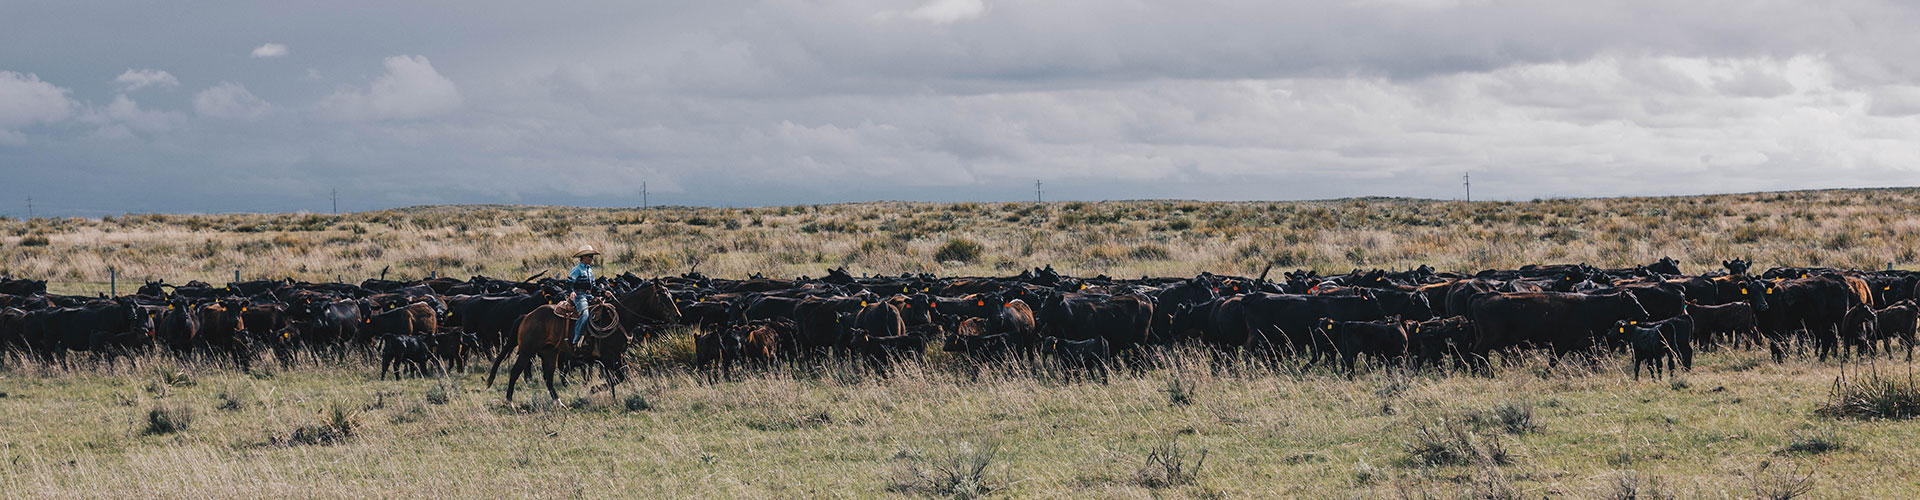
[572, 245, 601, 258]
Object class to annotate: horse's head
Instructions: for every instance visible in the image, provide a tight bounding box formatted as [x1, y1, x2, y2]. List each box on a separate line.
[634, 280, 683, 324]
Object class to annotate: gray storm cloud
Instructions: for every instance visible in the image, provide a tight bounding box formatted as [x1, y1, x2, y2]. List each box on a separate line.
[1, 0, 1919, 215]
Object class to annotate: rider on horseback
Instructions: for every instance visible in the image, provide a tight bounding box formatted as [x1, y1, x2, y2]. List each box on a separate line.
[568, 244, 600, 349]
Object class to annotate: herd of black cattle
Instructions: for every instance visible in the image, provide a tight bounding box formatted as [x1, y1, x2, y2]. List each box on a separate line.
[3, 257, 1918, 386]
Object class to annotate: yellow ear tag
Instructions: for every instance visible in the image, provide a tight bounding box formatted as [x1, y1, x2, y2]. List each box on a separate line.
[1741, 289, 1748, 295]
[1079, 284, 1087, 290]
[903, 287, 910, 293]
[976, 300, 985, 306]
[1620, 327, 1626, 333]
[1630, 321, 1637, 325]
[861, 301, 869, 307]
[241, 307, 248, 312]
[922, 288, 929, 292]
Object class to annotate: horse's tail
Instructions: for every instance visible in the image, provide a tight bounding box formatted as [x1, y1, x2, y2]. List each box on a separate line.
[486, 308, 539, 388]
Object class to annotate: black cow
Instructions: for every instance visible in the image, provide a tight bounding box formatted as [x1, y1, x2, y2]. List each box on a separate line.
[1753, 275, 1856, 362]
[428, 331, 478, 373]
[1873, 300, 1918, 360]
[1407, 317, 1474, 370]
[22, 298, 154, 361]
[1468, 291, 1650, 365]
[1317, 287, 1433, 321]
[379, 334, 438, 379]
[847, 328, 925, 374]
[152, 297, 200, 353]
[1238, 292, 1389, 358]
[1840, 305, 1878, 359]
[942, 333, 1013, 361]
[1613, 322, 1672, 380]
[1036, 293, 1153, 348]
[0, 307, 27, 352]
[1316, 317, 1407, 374]
[1038, 335, 1110, 380]
[1685, 301, 1759, 349]
[451, 292, 550, 350]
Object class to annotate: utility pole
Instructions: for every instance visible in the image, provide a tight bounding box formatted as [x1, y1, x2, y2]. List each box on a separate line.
[1035, 180, 1043, 203]
[642, 182, 648, 210]
[25, 197, 32, 219]
[1462, 173, 1471, 202]
[331, 189, 338, 214]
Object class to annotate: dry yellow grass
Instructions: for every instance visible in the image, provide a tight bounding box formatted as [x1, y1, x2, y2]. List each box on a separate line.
[0, 347, 1910, 499]
[5, 188, 1920, 295]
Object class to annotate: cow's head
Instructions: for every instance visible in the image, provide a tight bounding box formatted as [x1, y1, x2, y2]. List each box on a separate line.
[1723, 258, 1751, 276]
[1740, 278, 1773, 311]
[1402, 291, 1435, 321]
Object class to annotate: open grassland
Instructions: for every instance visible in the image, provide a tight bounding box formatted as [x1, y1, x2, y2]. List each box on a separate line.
[6, 188, 1920, 295]
[1, 345, 1914, 499]
[7, 188, 1920, 498]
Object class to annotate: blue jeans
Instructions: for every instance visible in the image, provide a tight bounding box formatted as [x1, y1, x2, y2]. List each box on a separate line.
[572, 294, 590, 345]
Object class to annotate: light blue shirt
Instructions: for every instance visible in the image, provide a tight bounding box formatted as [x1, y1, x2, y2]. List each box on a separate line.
[569, 262, 594, 282]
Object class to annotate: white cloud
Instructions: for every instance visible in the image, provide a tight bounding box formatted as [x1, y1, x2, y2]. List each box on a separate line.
[0, 71, 74, 130]
[1868, 86, 1920, 117]
[905, 0, 986, 24]
[113, 68, 178, 92]
[319, 55, 462, 121]
[193, 82, 272, 119]
[250, 43, 289, 58]
[84, 94, 185, 134]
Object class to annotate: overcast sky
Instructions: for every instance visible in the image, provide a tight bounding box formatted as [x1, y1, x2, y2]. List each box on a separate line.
[4, 1, 1920, 216]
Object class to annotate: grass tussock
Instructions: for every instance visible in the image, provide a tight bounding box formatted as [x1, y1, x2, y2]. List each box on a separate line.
[1595, 470, 1674, 500]
[1134, 439, 1207, 489]
[271, 400, 359, 446]
[1742, 461, 1817, 500]
[889, 440, 1005, 499]
[143, 403, 192, 435]
[1818, 368, 1920, 420]
[1403, 418, 1513, 468]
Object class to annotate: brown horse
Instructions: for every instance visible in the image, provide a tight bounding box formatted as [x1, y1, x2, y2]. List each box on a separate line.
[486, 280, 681, 401]
[488, 303, 626, 402]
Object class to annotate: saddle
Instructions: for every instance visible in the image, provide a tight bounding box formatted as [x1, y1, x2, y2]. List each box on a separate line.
[554, 302, 622, 339]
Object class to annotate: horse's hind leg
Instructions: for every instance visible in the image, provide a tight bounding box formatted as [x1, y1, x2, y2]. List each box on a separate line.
[505, 350, 533, 401]
[486, 340, 516, 388]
